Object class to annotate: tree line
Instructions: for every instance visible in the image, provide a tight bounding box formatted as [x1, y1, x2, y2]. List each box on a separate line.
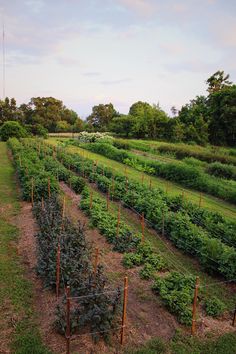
[0, 71, 235, 146]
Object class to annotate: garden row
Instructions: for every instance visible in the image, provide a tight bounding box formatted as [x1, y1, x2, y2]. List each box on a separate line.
[22, 139, 230, 326]
[68, 140, 236, 205]
[34, 139, 236, 281]
[8, 138, 121, 343]
[113, 139, 236, 166]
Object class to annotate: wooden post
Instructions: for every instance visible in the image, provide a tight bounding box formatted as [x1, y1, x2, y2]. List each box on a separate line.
[89, 190, 93, 210]
[19, 155, 22, 167]
[232, 304, 236, 327]
[107, 189, 110, 211]
[126, 177, 128, 193]
[191, 276, 199, 335]
[56, 243, 61, 298]
[62, 196, 66, 219]
[162, 210, 165, 237]
[149, 179, 152, 190]
[199, 193, 202, 208]
[120, 276, 128, 345]
[66, 286, 71, 354]
[48, 177, 51, 198]
[41, 197, 44, 209]
[141, 173, 144, 184]
[141, 213, 145, 242]
[112, 175, 115, 197]
[93, 247, 99, 275]
[31, 178, 34, 207]
[116, 204, 121, 237]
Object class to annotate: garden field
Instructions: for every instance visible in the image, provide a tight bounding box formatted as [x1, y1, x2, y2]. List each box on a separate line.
[0, 136, 236, 354]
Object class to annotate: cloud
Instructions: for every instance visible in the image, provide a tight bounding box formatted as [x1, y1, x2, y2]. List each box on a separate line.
[100, 78, 132, 85]
[25, 0, 45, 13]
[117, 0, 157, 16]
[83, 72, 101, 77]
[56, 57, 81, 67]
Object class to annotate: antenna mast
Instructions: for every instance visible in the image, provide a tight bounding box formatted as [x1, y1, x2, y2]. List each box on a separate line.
[2, 12, 5, 99]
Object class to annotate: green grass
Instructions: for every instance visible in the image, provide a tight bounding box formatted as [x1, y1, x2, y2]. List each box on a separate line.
[48, 138, 236, 221]
[0, 142, 51, 354]
[124, 332, 236, 354]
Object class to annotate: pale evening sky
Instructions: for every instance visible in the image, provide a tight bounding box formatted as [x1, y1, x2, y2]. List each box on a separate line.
[1, 0, 236, 117]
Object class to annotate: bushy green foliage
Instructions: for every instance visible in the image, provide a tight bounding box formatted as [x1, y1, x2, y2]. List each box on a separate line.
[0, 121, 28, 141]
[204, 296, 226, 317]
[71, 140, 236, 204]
[206, 162, 236, 180]
[68, 175, 85, 193]
[152, 272, 195, 325]
[45, 142, 236, 280]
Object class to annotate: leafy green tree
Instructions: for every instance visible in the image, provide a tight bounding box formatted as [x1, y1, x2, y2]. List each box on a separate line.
[86, 103, 117, 131]
[72, 117, 84, 132]
[56, 120, 71, 132]
[208, 85, 236, 146]
[109, 114, 135, 137]
[0, 97, 21, 124]
[0, 121, 28, 141]
[206, 70, 232, 94]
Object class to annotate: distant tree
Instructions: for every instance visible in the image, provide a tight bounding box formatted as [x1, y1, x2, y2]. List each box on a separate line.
[171, 106, 178, 117]
[72, 117, 84, 132]
[208, 85, 236, 146]
[0, 97, 21, 124]
[0, 121, 28, 141]
[55, 120, 71, 132]
[206, 70, 232, 94]
[109, 115, 135, 137]
[86, 103, 117, 131]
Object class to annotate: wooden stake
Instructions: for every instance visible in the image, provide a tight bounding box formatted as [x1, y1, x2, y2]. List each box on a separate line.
[89, 191, 93, 210]
[106, 189, 110, 211]
[62, 197, 66, 219]
[19, 155, 22, 167]
[66, 286, 71, 354]
[199, 193, 202, 208]
[41, 197, 44, 209]
[48, 177, 51, 198]
[120, 276, 128, 345]
[116, 204, 121, 237]
[141, 213, 145, 242]
[141, 173, 144, 184]
[162, 210, 165, 237]
[56, 243, 61, 298]
[31, 178, 34, 207]
[93, 247, 99, 275]
[149, 179, 152, 190]
[232, 304, 236, 327]
[191, 276, 199, 335]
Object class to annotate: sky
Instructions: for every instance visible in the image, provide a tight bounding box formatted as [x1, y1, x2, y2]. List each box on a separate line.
[0, 0, 236, 118]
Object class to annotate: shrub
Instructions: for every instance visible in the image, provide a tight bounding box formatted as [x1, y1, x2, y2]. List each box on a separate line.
[67, 175, 85, 193]
[204, 297, 226, 317]
[0, 121, 28, 141]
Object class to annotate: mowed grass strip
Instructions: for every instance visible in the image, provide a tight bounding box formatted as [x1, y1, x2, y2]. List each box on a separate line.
[0, 142, 51, 354]
[48, 138, 236, 221]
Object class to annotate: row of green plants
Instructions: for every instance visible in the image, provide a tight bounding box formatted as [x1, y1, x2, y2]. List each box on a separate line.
[117, 140, 236, 182]
[69, 140, 236, 205]
[8, 138, 122, 343]
[114, 139, 236, 166]
[26, 139, 229, 326]
[80, 189, 226, 326]
[48, 140, 236, 249]
[40, 142, 236, 280]
[80, 187, 167, 279]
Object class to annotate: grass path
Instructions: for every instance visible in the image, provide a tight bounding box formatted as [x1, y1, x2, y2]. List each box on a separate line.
[48, 138, 236, 221]
[0, 142, 50, 354]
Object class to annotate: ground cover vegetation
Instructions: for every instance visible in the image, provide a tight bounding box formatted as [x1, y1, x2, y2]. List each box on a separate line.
[25, 138, 234, 328]
[63, 138, 236, 205]
[8, 138, 122, 343]
[38, 140, 236, 281]
[0, 142, 51, 353]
